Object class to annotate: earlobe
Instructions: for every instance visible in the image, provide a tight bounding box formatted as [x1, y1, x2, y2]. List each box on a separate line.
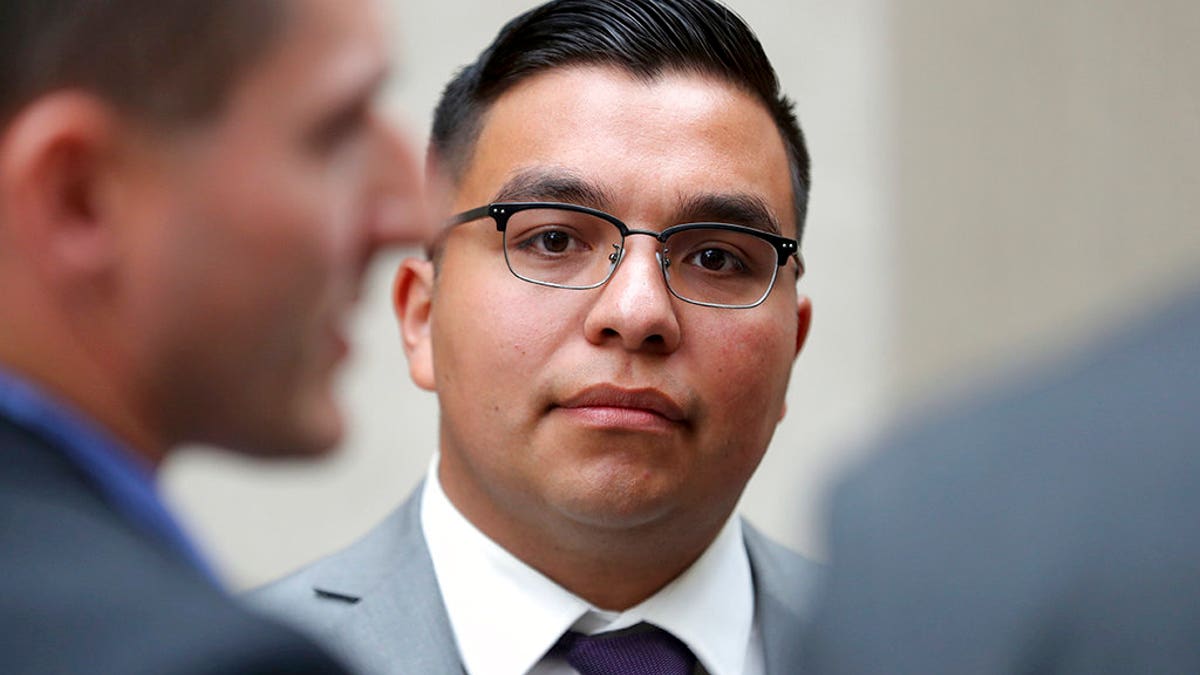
[393, 257, 437, 391]
[0, 93, 122, 283]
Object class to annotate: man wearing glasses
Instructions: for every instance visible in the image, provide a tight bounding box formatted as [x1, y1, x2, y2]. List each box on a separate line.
[255, 1, 818, 673]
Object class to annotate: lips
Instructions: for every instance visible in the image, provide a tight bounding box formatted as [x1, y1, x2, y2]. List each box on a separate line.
[556, 384, 687, 423]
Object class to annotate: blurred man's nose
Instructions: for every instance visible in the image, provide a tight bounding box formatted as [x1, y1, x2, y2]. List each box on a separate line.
[365, 112, 432, 249]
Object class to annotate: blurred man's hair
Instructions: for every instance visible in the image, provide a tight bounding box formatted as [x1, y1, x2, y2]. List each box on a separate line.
[0, 0, 287, 128]
[431, 0, 811, 239]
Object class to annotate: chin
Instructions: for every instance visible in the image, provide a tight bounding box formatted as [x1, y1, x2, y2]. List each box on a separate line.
[558, 497, 679, 531]
[290, 403, 346, 457]
[553, 471, 681, 531]
[242, 396, 345, 459]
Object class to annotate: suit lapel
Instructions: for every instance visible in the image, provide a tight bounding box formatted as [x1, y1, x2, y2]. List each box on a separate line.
[293, 493, 818, 675]
[313, 483, 463, 674]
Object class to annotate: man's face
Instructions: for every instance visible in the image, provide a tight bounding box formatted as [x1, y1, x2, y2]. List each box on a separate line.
[117, 0, 424, 456]
[407, 66, 809, 539]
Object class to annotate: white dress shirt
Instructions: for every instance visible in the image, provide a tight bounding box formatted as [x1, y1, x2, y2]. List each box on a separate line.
[421, 454, 764, 675]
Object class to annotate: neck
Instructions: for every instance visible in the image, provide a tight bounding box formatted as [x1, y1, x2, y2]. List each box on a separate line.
[440, 458, 730, 610]
[0, 304, 169, 467]
[513, 521, 717, 610]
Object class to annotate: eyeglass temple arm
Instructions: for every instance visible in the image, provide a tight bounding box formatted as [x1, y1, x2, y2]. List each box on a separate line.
[790, 250, 806, 278]
[446, 205, 495, 227]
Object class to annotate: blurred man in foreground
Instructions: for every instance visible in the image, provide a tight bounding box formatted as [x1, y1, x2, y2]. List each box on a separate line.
[802, 285, 1200, 673]
[0, 0, 427, 672]
[254, 1, 821, 673]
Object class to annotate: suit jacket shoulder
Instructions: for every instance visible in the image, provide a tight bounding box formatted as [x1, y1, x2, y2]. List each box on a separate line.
[0, 416, 348, 674]
[742, 519, 823, 674]
[803, 287, 1200, 673]
[252, 487, 822, 675]
[249, 485, 461, 674]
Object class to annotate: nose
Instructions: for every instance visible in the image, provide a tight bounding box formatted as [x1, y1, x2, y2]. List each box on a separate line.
[364, 113, 432, 249]
[582, 237, 682, 353]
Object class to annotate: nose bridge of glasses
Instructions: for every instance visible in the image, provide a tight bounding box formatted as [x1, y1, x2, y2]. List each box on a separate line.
[610, 227, 671, 279]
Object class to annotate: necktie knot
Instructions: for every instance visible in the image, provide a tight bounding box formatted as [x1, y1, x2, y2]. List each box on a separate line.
[553, 622, 696, 675]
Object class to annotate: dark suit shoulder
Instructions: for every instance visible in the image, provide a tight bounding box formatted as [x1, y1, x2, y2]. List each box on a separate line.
[833, 285, 1200, 553]
[0, 421, 350, 674]
[807, 287, 1200, 674]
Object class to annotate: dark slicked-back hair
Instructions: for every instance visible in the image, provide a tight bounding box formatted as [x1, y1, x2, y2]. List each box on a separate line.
[0, 0, 287, 129]
[431, 0, 811, 239]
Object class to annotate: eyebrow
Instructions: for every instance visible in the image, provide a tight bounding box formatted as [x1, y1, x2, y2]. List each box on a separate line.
[490, 167, 784, 236]
[310, 64, 390, 143]
[674, 193, 783, 235]
[492, 167, 615, 211]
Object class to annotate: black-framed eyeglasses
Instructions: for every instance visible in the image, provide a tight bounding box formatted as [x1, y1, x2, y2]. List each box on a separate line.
[444, 202, 805, 309]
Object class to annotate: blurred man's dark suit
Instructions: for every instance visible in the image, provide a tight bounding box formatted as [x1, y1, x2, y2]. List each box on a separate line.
[803, 285, 1200, 674]
[0, 410, 349, 674]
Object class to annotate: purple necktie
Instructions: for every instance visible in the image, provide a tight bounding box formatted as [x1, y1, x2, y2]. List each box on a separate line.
[553, 622, 697, 675]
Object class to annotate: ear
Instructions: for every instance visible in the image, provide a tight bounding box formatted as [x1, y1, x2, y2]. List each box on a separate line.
[795, 294, 813, 357]
[0, 92, 123, 285]
[779, 294, 813, 422]
[393, 256, 437, 391]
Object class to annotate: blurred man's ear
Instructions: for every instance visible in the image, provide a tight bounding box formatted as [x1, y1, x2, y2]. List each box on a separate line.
[393, 257, 436, 391]
[0, 93, 125, 285]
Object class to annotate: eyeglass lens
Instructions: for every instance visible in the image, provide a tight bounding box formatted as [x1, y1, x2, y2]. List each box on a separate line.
[501, 207, 780, 307]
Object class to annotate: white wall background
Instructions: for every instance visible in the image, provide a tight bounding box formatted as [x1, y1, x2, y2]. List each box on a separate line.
[161, 0, 1200, 589]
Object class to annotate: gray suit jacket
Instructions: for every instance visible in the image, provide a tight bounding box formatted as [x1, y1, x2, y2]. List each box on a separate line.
[801, 286, 1200, 674]
[252, 485, 820, 674]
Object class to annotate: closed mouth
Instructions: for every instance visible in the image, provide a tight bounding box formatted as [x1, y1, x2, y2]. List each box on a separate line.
[556, 384, 686, 423]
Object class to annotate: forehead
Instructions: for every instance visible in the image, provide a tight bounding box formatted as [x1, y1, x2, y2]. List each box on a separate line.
[217, 0, 387, 118]
[456, 65, 795, 234]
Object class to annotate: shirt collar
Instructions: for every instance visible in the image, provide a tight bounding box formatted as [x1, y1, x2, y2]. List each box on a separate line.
[0, 366, 219, 586]
[606, 511, 754, 675]
[421, 453, 755, 675]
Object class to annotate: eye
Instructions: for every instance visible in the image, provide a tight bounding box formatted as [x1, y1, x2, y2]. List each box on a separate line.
[699, 248, 733, 271]
[308, 100, 370, 155]
[684, 246, 748, 274]
[539, 230, 571, 253]
[512, 227, 590, 257]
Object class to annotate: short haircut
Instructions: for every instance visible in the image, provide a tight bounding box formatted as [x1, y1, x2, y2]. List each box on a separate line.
[0, 0, 288, 129]
[431, 0, 811, 240]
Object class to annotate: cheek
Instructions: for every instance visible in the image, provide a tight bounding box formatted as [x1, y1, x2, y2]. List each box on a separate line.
[436, 280, 575, 383]
[168, 186, 346, 385]
[431, 272, 592, 454]
[210, 137, 361, 268]
[243, 196, 355, 321]
[699, 314, 796, 418]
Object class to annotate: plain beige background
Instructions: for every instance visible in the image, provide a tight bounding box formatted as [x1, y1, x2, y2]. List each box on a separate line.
[162, 0, 1200, 589]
